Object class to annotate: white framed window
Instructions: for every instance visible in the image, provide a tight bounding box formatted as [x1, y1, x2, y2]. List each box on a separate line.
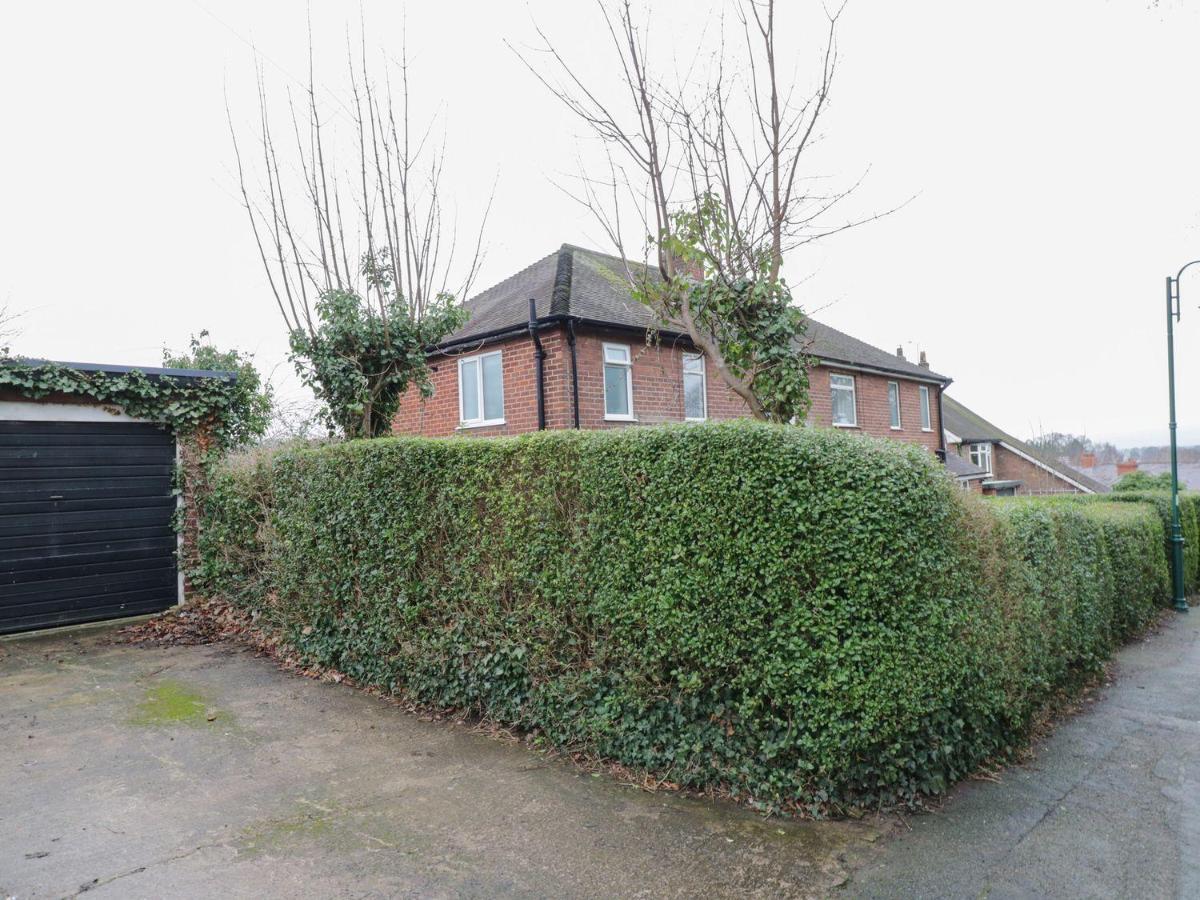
[969, 442, 993, 474]
[919, 385, 932, 431]
[830, 373, 857, 427]
[887, 381, 902, 429]
[458, 350, 505, 427]
[682, 353, 707, 421]
[603, 343, 635, 420]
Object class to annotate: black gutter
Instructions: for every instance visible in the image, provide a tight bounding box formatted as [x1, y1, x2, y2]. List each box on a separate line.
[434, 315, 688, 355]
[566, 319, 580, 428]
[527, 298, 546, 430]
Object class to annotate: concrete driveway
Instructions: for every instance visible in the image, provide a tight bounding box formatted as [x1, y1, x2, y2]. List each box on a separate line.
[0, 627, 877, 899]
[3, 612, 1198, 899]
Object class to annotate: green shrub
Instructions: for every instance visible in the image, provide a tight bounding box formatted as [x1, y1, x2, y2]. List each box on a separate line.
[1100, 490, 1199, 594]
[195, 422, 1169, 813]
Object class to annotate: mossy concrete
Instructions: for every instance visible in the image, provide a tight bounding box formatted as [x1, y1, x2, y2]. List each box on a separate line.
[5, 614, 1197, 898]
[0, 627, 880, 898]
[129, 680, 225, 727]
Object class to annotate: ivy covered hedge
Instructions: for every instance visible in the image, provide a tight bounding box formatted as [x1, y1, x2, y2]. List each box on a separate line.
[194, 423, 1170, 813]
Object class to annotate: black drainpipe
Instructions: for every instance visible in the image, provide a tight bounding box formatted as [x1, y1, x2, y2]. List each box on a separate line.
[528, 298, 546, 430]
[936, 387, 948, 461]
[566, 318, 580, 428]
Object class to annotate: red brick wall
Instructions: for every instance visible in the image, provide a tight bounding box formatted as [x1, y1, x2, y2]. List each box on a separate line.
[392, 327, 943, 455]
[570, 329, 749, 428]
[992, 444, 1086, 495]
[806, 366, 943, 452]
[392, 326, 751, 437]
[391, 331, 572, 437]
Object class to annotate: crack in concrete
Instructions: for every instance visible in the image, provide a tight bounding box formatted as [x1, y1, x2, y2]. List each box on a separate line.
[67, 841, 224, 897]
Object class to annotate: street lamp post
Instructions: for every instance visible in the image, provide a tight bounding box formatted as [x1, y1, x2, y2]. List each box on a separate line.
[1165, 261, 1199, 613]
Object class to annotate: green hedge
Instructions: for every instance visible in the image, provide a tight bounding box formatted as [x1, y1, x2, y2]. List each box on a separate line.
[1098, 490, 1199, 595]
[195, 423, 1169, 813]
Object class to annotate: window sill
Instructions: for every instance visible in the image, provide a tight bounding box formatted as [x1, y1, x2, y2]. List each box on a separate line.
[890, 426, 902, 431]
[832, 422, 859, 429]
[921, 427, 934, 433]
[458, 419, 506, 430]
[604, 415, 638, 423]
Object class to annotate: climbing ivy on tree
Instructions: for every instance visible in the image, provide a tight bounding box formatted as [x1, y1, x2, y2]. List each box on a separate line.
[637, 196, 811, 422]
[288, 289, 467, 439]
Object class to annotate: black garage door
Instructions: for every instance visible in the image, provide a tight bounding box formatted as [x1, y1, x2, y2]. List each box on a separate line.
[0, 420, 178, 634]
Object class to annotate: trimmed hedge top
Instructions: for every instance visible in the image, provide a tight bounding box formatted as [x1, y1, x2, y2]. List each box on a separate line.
[195, 422, 1171, 814]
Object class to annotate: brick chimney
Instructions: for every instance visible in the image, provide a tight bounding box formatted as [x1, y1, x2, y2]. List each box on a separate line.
[1079, 451, 1096, 469]
[666, 252, 704, 281]
[896, 346, 906, 361]
[918, 350, 929, 369]
[1117, 459, 1138, 477]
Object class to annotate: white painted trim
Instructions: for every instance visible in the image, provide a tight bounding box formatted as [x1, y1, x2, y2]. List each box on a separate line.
[683, 352, 707, 422]
[0, 400, 150, 423]
[829, 373, 857, 427]
[919, 386, 933, 431]
[457, 350, 505, 427]
[969, 442, 994, 476]
[602, 341, 635, 420]
[998, 440, 1095, 493]
[887, 380, 902, 430]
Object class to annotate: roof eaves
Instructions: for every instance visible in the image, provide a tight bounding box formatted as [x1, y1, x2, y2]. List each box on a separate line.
[813, 354, 952, 386]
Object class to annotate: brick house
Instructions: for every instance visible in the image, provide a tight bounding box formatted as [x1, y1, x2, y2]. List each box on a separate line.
[942, 396, 1109, 496]
[393, 245, 952, 454]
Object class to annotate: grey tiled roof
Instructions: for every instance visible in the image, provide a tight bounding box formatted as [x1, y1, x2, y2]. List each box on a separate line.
[442, 244, 951, 384]
[944, 452, 989, 479]
[942, 396, 1111, 494]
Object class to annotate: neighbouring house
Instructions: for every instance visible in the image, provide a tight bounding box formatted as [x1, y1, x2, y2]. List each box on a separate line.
[942, 395, 1109, 496]
[392, 244, 952, 454]
[943, 450, 991, 492]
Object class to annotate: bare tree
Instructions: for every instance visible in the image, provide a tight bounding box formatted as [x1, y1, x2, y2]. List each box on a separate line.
[229, 22, 492, 437]
[515, 0, 891, 420]
[0, 303, 21, 357]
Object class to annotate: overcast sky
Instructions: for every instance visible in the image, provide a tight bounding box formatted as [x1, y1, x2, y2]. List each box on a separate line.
[3, 0, 1198, 446]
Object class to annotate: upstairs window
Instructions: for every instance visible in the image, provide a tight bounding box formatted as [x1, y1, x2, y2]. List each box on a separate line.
[919, 385, 932, 431]
[683, 353, 707, 421]
[830, 374, 857, 426]
[887, 381, 902, 429]
[969, 442, 993, 474]
[458, 351, 504, 427]
[603, 343, 635, 420]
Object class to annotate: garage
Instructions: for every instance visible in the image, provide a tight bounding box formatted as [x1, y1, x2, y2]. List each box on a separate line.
[0, 360, 233, 635]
